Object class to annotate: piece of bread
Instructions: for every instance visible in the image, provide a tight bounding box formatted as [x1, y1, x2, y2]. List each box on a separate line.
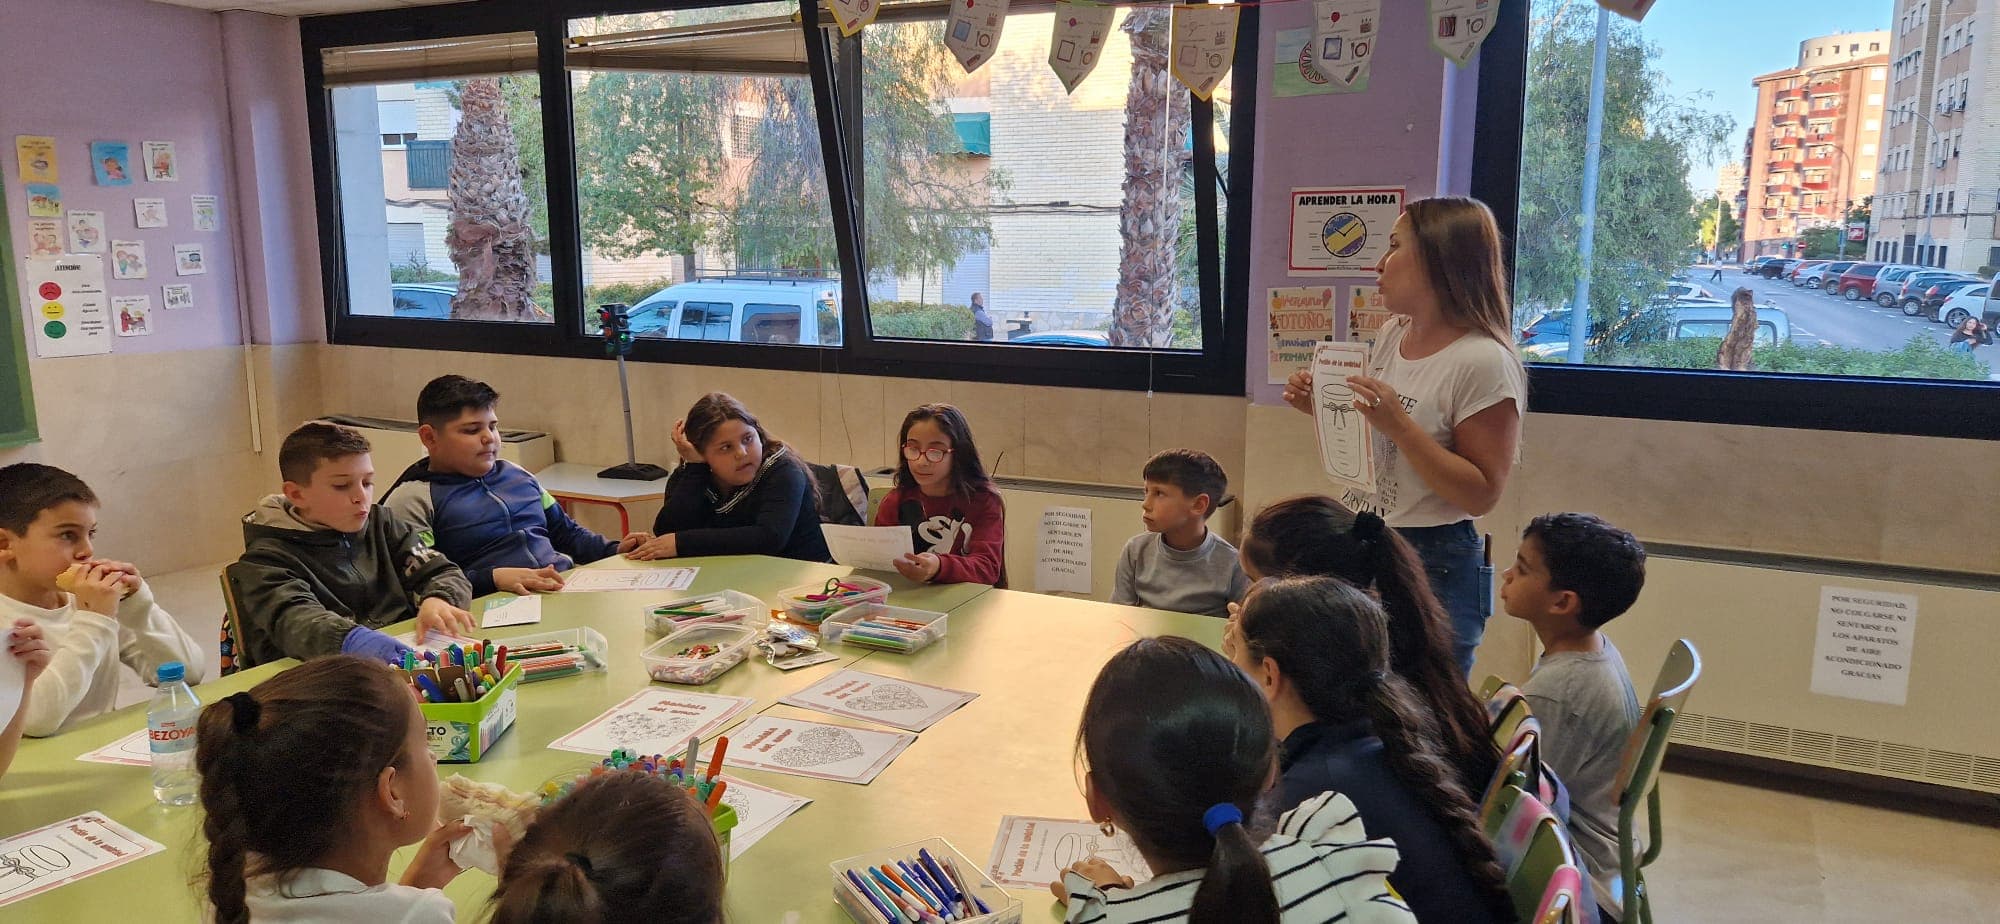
[55, 567, 80, 593]
[440, 774, 538, 841]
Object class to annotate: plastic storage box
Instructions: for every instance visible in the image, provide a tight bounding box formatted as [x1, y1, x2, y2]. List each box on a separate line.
[830, 837, 1021, 924]
[643, 589, 767, 634]
[493, 626, 609, 683]
[641, 623, 757, 684]
[819, 602, 949, 653]
[777, 576, 892, 626]
[419, 663, 522, 763]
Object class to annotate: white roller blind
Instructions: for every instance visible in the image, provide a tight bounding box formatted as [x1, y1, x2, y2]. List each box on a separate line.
[321, 32, 539, 86]
[566, 15, 811, 76]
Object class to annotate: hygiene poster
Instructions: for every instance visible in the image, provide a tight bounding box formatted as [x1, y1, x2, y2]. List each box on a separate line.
[1289, 186, 1404, 276]
[26, 256, 112, 358]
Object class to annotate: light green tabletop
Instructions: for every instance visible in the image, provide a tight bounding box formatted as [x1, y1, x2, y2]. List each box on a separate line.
[0, 556, 1227, 921]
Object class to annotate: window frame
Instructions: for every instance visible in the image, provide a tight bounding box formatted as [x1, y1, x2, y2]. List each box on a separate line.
[1470, 0, 2000, 440]
[301, 0, 1253, 396]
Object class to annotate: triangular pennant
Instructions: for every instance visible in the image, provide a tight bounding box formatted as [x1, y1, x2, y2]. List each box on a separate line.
[1048, 0, 1116, 93]
[827, 0, 880, 37]
[1169, 4, 1240, 102]
[1311, 0, 1381, 90]
[1428, 0, 1500, 66]
[1597, 0, 1657, 21]
[945, 0, 1011, 73]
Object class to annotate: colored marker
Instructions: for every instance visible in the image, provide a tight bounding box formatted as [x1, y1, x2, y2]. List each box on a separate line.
[896, 861, 952, 919]
[412, 673, 446, 703]
[494, 645, 507, 675]
[707, 736, 729, 780]
[684, 734, 699, 775]
[881, 865, 944, 919]
[856, 870, 914, 924]
[867, 868, 926, 922]
[915, 851, 962, 912]
[941, 857, 988, 914]
[703, 779, 727, 815]
[845, 869, 898, 924]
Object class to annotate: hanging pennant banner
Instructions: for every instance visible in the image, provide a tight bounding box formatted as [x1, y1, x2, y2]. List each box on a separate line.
[1310, 0, 1381, 90]
[945, 0, 1010, 73]
[827, 0, 879, 37]
[1169, 4, 1239, 101]
[1597, 0, 1656, 21]
[1429, 0, 1499, 66]
[1049, 0, 1116, 93]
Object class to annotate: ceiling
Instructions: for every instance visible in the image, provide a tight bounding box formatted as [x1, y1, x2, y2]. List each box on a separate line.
[149, 0, 471, 16]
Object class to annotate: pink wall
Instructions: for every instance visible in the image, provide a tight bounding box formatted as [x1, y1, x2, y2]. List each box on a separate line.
[221, 10, 328, 347]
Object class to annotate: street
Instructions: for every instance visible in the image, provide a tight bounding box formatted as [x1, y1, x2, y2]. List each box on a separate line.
[1692, 264, 1958, 352]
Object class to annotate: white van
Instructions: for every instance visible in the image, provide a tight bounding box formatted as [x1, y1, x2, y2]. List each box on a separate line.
[626, 277, 841, 345]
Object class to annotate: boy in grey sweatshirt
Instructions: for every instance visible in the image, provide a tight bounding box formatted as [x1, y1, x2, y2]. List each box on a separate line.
[1111, 450, 1249, 617]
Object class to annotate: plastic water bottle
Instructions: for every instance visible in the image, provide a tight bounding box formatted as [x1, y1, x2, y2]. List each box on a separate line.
[148, 661, 200, 806]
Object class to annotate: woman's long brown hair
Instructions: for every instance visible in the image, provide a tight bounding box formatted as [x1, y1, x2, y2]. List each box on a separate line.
[1403, 197, 1519, 350]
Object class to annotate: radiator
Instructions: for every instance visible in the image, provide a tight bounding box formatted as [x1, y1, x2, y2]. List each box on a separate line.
[1604, 545, 2000, 793]
[317, 415, 557, 478]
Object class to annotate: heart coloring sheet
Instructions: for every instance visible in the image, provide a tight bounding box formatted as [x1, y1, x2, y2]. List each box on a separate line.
[707, 715, 915, 784]
[547, 688, 752, 758]
[779, 669, 979, 732]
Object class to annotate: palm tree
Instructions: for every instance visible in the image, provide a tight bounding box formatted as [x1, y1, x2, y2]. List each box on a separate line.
[446, 78, 542, 321]
[1107, 9, 1192, 348]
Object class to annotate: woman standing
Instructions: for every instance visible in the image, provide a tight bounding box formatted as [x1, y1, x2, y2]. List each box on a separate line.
[1285, 197, 1526, 675]
[1716, 287, 1758, 371]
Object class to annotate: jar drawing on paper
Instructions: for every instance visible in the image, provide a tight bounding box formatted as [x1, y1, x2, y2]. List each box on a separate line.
[1317, 381, 1366, 481]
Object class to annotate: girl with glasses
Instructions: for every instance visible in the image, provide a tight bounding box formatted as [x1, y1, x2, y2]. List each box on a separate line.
[872, 404, 1007, 586]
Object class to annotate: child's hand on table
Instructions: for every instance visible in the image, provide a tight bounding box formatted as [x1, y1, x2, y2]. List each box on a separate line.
[626, 534, 678, 561]
[417, 597, 477, 639]
[1050, 857, 1134, 904]
[892, 552, 941, 583]
[616, 532, 654, 555]
[493, 566, 565, 595]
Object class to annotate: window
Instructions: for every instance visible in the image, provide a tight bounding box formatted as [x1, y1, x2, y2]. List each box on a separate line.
[1479, 0, 2000, 439]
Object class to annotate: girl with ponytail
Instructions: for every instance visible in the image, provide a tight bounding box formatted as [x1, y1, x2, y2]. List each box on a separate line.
[1240, 495, 1497, 797]
[1228, 577, 1514, 924]
[1056, 636, 1415, 924]
[195, 655, 469, 923]
[485, 770, 724, 924]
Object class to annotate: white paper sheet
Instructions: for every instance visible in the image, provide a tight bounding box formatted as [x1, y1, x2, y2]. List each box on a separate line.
[1310, 0, 1381, 89]
[702, 714, 914, 785]
[827, 0, 879, 36]
[480, 594, 544, 629]
[779, 669, 978, 733]
[1035, 506, 1093, 594]
[986, 816, 1153, 890]
[548, 688, 753, 758]
[715, 774, 812, 859]
[944, 0, 1010, 72]
[27, 255, 112, 358]
[393, 628, 484, 651]
[1169, 4, 1241, 101]
[1288, 186, 1404, 276]
[561, 568, 698, 593]
[820, 524, 914, 573]
[1810, 586, 1918, 706]
[0, 813, 164, 908]
[1049, 1, 1116, 93]
[1429, 0, 1498, 65]
[75, 729, 151, 767]
[1312, 341, 1377, 493]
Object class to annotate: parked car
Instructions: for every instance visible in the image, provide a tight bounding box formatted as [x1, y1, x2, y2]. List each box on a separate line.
[1934, 283, 2000, 329]
[1892, 271, 1977, 311]
[1009, 330, 1110, 347]
[1786, 260, 1829, 284]
[1743, 256, 1780, 274]
[1758, 258, 1801, 279]
[1797, 261, 1856, 289]
[622, 277, 841, 345]
[1664, 281, 1713, 301]
[1833, 262, 1890, 301]
[1868, 265, 1928, 305]
[1916, 279, 1988, 320]
[1518, 299, 1790, 358]
[390, 282, 456, 319]
[1656, 301, 1792, 347]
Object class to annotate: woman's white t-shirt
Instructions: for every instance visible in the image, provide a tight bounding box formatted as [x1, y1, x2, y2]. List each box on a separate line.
[1339, 316, 1526, 528]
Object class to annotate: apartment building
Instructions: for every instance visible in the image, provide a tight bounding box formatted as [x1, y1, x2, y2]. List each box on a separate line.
[1742, 31, 1889, 259]
[1874, 0, 2000, 271]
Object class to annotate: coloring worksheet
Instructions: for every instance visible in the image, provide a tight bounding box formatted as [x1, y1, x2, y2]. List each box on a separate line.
[780, 669, 978, 732]
[715, 774, 812, 859]
[562, 568, 698, 593]
[1313, 340, 1377, 494]
[987, 816, 1153, 890]
[820, 524, 914, 573]
[705, 715, 914, 785]
[74, 729, 151, 767]
[480, 594, 544, 629]
[0, 813, 163, 908]
[548, 688, 752, 758]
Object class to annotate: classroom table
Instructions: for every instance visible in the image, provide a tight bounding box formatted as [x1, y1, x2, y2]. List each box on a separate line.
[533, 462, 669, 535]
[0, 557, 1223, 922]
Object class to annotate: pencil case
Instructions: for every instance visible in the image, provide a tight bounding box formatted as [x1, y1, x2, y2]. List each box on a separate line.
[643, 589, 766, 634]
[642, 623, 757, 685]
[777, 576, 892, 627]
[820, 602, 949, 653]
[830, 837, 1021, 924]
[420, 664, 522, 763]
[490, 627, 609, 683]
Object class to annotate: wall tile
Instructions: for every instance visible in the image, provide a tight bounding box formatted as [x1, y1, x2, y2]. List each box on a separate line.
[1019, 386, 1099, 482]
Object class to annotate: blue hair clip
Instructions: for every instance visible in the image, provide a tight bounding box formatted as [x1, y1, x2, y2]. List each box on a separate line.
[1202, 802, 1244, 836]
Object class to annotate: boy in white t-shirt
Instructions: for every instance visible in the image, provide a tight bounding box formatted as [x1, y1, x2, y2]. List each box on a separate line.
[0, 463, 204, 737]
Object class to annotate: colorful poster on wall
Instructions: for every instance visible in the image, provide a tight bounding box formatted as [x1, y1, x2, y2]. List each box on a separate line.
[66, 210, 106, 253]
[826, 0, 879, 37]
[1346, 284, 1391, 345]
[1597, 0, 1657, 21]
[1310, 0, 1380, 90]
[24, 183, 61, 218]
[141, 141, 177, 182]
[112, 295, 153, 337]
[1289, 186, 1405, 276]
[133, 197, 167, 229]
[1268, 287, 1336, 385]
[15, 135, 57, 183]
[26, 219, 63, 258]
[1169, 4, 1239, 101]
[191, 194, 219, 231]
[1274, 28, 1364, 97]
[162, 283, 195, 311]
[89, 141, 132, 186]
[174, 244, 206, 276]
[945, 0, 1010, 73]
[1810, 586, 1917, 706]
[110, 240, 147, 280]
[1049, 0, 1116, 93]
[1429, 0, 1499, 65]
[26, 255, 112, 358]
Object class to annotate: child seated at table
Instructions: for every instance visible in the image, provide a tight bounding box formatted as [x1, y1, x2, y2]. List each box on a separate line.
[0, 462, 205, 737]
[1111, 449, 1247, 616]
[873, 404, 1006, 586]
[196, 656, 471, 923]
[628, 393, 831, 563]
[485, 770, 725, 923]
[1054, 635, 1415, 924]
[0, 620, 50, 777]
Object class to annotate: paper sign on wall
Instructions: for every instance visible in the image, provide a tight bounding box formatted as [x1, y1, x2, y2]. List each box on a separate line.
[1810, 586, 1917, 706]
[1035, 506, 1093, 594]
[1289, 186, 1404, 276]
[1049, 0, 1116, 93]
[1429, 0, 1499, 66]
[827, 0, 879, 37]
[66, 210, 105, 253]
[26, 219, 62, 258]
[15, 135, 57, 183]
[1268, 287, 1335, 385]
[1169, 4, 1239, 101]
[26, 255, 111, 358]
[1312, 341, 1377, 493]
[1310, 0, 1381, 90]
[945, 0, 1010, 73]
[112, 295, 153, 338]
[1275, 27, 1365, 97]
[1347, 284, 1390, 345]
[1597, 0, 1657, 21]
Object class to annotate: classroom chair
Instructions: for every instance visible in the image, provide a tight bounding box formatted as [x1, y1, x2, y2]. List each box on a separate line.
[1491, 688, 1534, 752]
[1481, 729, 1541, 827]
[1487, 782, 1589, 922]
[1479, 674, 1513, 702]
[1529, 862, 1586, 924]
[1612, 638, 1704, 924]
[218, 569, 247, 677]
[808, 462, 871, 526]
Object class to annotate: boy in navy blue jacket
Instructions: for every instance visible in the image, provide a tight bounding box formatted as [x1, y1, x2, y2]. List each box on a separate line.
[384, 375, 650, 596]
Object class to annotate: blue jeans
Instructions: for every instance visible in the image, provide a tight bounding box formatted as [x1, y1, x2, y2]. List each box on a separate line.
[1950, 340, 1974, 355]
[1395, 521, 1489, 676]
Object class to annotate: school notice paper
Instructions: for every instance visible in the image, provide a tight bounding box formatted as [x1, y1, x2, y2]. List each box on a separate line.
[548, 688, 753, 758]
[1313, 341, 1377, 494]
[561, 567, 697, 593]
[0, 813, 164, 908]
[703, 714, 915, 785]
[715, 774, 812, 859]
[480, 593, 544, 629]
[820, 524, 914, 573]
[780, 668, 979, 732]
[986, 815, 1153, 891]
[75, 729, 151, 767]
